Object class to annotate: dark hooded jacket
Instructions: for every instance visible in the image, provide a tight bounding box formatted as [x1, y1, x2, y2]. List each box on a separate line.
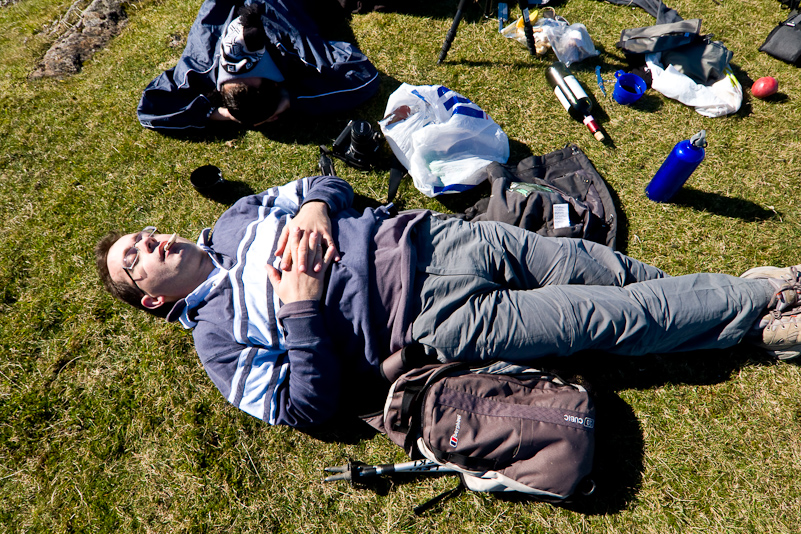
[137, 0, 380, 131]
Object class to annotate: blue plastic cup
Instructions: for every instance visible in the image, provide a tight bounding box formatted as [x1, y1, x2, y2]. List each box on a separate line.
[612, 71, 647, 105]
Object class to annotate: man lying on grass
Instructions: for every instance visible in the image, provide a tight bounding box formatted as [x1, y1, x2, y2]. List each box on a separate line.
[96, 175, 800, 428]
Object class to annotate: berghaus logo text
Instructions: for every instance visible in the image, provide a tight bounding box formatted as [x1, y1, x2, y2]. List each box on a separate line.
[449, 414, 462, 447]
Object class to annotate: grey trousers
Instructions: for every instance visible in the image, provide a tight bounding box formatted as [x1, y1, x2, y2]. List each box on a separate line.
[411, 217, 774, 362]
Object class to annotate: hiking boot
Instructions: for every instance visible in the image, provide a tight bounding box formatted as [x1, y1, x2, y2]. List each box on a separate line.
[754, 308, 801, 360]
[740, 265, 796, 280]
[741, 265, 801, 312]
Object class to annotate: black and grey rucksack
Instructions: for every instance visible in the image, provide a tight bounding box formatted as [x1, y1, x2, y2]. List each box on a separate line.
[364, 359, 597, 502]
[448, 144, 619, 250]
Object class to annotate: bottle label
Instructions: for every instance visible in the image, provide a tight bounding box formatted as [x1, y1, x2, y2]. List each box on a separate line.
[553, 87, 571, 111]
[564, 75, 588, 100]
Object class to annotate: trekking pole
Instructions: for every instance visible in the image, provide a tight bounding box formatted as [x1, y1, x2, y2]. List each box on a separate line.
[437, 0, 471, 64]
[324, 459, 455, 482]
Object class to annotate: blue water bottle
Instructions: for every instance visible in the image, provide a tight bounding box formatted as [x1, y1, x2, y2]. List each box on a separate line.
[645, 130, 707, 202]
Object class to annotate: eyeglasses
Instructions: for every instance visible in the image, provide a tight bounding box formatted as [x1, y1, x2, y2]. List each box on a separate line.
[122, 226, 156, 295]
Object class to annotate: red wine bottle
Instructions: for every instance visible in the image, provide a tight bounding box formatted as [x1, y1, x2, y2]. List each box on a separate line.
[545, 61, 604, 142]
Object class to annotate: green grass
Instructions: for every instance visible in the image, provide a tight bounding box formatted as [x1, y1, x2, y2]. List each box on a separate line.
[1, 0, 801, 532]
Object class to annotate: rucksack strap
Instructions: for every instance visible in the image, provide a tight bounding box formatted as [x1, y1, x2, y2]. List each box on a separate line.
[391, 383, 423, 435]
[387, 154, 405, 203]
[380, 343, 435, 383]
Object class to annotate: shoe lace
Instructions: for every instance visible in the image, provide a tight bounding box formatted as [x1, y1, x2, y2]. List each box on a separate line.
[765, 306, 801, 330]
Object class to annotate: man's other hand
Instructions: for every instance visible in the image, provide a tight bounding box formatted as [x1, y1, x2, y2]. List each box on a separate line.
[276, 201, 339, 273]
[210, 107, 240, 122]
[267, 230, 333, 304]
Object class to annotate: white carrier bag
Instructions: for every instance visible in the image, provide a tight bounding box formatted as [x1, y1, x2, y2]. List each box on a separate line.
[379, 84, 510, 197]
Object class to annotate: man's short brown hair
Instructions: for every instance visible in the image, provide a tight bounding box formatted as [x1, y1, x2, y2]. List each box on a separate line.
[219, 81, 283, 126]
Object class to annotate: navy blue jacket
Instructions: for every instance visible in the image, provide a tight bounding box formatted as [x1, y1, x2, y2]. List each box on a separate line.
[168, 176, 395, 427]
[137, 0, 380, 131]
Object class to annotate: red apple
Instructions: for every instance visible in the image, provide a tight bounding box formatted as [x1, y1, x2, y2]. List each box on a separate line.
[752, 76, 778, 99]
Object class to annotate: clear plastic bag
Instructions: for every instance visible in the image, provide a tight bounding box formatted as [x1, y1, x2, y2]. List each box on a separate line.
[502, 14, 599, 66]
[540, 18, 599, 67]
[500, 11, 551, 54]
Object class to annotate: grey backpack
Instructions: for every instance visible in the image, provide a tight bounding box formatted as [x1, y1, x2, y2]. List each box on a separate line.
[370, 360, 597, 502]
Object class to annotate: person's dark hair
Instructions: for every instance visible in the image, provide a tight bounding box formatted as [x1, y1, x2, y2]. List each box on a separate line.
[220, 81, 283, 126]
[95, 232, 170, 319]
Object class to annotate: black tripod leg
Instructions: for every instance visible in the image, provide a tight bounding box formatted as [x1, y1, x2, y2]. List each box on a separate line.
[437, 0, 471, 64]
[519, 0, 537, 56]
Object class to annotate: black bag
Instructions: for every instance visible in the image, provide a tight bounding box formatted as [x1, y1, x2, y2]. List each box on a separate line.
[372, 360, 596, 500]
[451, 144, 619, 250]
[760, 10, 801, 65]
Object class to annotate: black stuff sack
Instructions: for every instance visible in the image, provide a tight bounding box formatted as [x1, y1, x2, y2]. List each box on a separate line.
[760, 11, 801, 65]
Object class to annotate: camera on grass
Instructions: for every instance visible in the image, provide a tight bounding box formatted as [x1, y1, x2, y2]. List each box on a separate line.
[330, 120, 383, 171]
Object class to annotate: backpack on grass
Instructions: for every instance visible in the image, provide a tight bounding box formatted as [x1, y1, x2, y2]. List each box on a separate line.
[362, 357, 597, 503]
[449, 144, 619, 250]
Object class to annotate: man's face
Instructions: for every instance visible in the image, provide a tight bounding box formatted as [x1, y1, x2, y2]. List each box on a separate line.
[107, 230, 211, 308]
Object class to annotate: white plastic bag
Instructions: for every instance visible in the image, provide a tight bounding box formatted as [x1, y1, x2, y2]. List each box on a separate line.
[379, 84, 510, 197]
[646, 55, 742, 118]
